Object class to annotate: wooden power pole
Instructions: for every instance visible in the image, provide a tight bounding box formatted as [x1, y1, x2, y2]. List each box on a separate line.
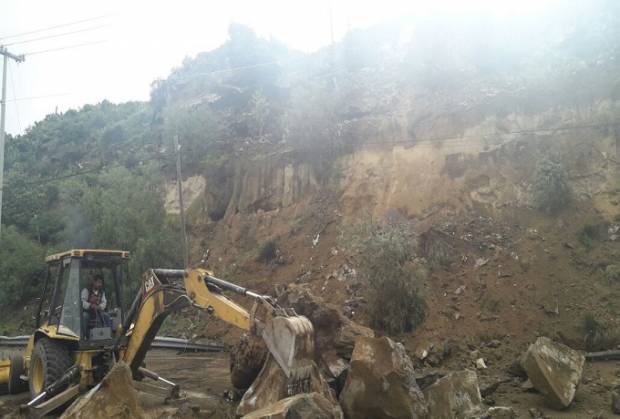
[174, 134, 189, 267]
[0, 46, 25, 238]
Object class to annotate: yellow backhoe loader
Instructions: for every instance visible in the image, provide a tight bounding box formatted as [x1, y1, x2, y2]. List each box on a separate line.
[0, 249, 315, 416]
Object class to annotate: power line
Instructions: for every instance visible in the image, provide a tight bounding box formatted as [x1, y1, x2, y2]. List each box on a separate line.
[6, 93, 71, 102]
[0, 15, 111, 41]
[360, 121, 620, 148]
[165, 57, 303, 85]
[10, 120, 619, 190]
[4, 24, 108, 47]
[24, 40, 107, 57]
[17, 153, 167, 188]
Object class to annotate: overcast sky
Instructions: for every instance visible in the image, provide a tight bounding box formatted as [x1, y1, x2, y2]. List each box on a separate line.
[1, 0, 558, 135]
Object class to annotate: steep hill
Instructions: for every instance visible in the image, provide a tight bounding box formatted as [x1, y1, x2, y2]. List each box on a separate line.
[1, 6, 619, 410]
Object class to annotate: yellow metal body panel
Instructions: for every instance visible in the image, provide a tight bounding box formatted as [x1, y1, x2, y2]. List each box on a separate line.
[0, 358, 10, 384]
[120, 268, 252, 368]
[45, 248, 129, 262]
[185, 269, 251, 331]
[23, 326, 78, 371]
[120, 287, 167, 366]
[76, 351, 96, 389]
[30, 354, 44, 393]
[24, 335, 35, 367]
[39, 324, 79, 342]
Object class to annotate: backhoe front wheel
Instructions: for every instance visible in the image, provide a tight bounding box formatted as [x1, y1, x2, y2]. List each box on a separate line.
[28, 338, 73, 398]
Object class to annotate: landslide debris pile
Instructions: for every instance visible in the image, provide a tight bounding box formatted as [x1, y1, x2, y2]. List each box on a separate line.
[61, 362, 145, 419]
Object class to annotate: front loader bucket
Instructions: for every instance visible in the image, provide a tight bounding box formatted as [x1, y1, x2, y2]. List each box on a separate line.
[261, 315, 314, 379]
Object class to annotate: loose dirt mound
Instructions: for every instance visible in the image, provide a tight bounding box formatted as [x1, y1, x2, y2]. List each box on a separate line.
[61, 362, 144, 419]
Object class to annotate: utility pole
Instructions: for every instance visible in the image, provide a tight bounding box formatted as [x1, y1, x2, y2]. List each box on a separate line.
[174, 134, 189, 267]
[328, 0, 338, 91]
[0, 46, 25, 238]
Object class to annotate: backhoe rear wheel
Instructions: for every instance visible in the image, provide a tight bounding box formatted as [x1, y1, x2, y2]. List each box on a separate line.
[8, 354, 28, 394]
[28, 338, 73, 398]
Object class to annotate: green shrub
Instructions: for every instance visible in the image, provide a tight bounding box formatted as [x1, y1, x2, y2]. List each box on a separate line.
[605, 264, 620, 281]
[583, 313, 620, 351]
[0, 226, 46, 306]
[533, 158, 571, 214]
[578, 220, 602, 249]
[420, 228, 454, 269]
[257, 240, 277, 264]
[348, 220, 426, 334]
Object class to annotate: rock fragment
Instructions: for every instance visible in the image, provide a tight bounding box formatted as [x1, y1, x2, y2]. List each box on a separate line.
[236, 356, 336, 417]
[612, 389, 620, 414]
[424, 369, 483, 419]
[61, 362, 145, 419]
[241, 392, 343, 419]
[277, 284, 374, 357]
[339, 336, 428, 419]
[521, 337, 585, 409]
[483, 406, 517, 419]
[277, 284, 374, 391]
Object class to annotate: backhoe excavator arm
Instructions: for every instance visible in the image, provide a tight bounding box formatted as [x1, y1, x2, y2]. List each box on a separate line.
[118, 268, 259, 375]
[117, 266, 314, 388]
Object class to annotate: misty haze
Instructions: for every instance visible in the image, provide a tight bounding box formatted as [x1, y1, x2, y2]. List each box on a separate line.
[0, 1, 619, 418]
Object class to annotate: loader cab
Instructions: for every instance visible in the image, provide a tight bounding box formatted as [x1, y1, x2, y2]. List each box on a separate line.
[36, 249, 130, 347]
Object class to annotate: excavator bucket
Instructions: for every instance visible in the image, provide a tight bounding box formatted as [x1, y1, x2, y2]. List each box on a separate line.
[261, 315, 315, 379]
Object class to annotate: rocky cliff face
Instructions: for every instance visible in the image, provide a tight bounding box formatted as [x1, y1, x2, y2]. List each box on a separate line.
[175, 99, 618, 261]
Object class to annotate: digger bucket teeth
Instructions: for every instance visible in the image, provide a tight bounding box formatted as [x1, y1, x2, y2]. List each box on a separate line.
[261, 315, 315, 378]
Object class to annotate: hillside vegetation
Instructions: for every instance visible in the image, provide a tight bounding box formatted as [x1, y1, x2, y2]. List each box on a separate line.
[1, 0, 618, 324]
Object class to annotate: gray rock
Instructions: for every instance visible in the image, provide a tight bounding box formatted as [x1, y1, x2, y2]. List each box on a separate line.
[339, 336, 428, 419]
[241, 392, 343, 419]
[424, 369, 483, 419]
[521, 337, 585, 409]
[236, 356, 336, 417]
[612, 390, 620, 414]
[484, 406, 517, 419]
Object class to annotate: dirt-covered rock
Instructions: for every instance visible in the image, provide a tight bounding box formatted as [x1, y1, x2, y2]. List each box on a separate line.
[61, 362, 145, 419]
[483, 406, 517, 418]
[521, 337, 585, 409]
[241, 392, 343, 419]
[236, 356, 336, 417]
[277, 284, 374, 357]
[338, 336, 428, 419]
[230, 333, 268, 390]
[423, 369, 482, 419]
[612, 389, 620, 414]
[277, 284, 374, 392]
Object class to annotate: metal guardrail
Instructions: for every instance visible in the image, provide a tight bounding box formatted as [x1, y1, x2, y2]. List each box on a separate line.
[0, 335, 224, 352]
[0, 335, 28, 346]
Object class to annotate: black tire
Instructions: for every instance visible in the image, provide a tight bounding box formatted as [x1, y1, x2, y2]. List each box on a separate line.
[8, 354, 28, 394]
[28, 338, 74, 398]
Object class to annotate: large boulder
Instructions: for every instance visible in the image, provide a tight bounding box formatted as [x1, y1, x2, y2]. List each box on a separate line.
[521, 337, 585, 409]
[230, 334, 268, 390]
[339, 336, 428, 419]
[423, 370, 482, 419]
[241, 392, 343, 419]
[236, 356, 337, 417]
[277, 284, 374, 358]
[61, 362, 145, 419]
[277, 285, 374, 393]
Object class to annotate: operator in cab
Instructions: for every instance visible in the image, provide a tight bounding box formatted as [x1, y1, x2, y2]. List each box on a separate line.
[81, 274, 112, 338]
